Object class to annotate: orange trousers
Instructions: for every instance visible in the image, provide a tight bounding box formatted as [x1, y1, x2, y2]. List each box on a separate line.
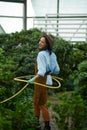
[34, 104, 50, 121]
[33, 75, 50, 121]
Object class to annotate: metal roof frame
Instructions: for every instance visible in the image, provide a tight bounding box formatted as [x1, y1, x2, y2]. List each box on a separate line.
[0, 0, 27, 30]
[0, 24, 6, 34]
[0, 0, 24, 3]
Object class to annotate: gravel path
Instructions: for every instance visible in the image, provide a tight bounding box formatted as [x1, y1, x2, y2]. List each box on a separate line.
[39, 106, 59, 130]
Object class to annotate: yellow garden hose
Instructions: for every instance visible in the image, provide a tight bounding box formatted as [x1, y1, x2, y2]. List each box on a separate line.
[0, 75, 63, 104]
[0, 83, 29, 104]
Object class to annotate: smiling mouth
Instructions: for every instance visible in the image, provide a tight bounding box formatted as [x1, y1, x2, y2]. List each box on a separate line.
[39, 45, 42, 48]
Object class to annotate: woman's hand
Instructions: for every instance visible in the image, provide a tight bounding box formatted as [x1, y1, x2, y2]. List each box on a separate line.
[27, 77, 36, 84]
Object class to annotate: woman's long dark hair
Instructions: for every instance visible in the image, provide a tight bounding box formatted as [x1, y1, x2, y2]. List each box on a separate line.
[42, 34, 54, 55]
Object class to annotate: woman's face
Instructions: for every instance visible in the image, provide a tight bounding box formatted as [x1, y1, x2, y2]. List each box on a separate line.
[39, 37, 47, 50]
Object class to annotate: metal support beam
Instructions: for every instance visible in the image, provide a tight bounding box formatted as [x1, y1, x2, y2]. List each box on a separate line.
[57, 0, 59, 16]
[0, 0, 24, 3]
[56, 0, 59, 36]
[23, 0, 27, 30]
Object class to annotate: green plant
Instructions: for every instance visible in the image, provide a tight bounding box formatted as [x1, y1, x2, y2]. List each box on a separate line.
[53, 92, 87, 130]
[74, 60, 87, 100]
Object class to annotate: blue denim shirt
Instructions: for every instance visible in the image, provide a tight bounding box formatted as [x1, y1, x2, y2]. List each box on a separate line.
[37, 50, 60, 85]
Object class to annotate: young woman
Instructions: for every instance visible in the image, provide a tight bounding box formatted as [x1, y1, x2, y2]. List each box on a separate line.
[28, 33, 60, 130]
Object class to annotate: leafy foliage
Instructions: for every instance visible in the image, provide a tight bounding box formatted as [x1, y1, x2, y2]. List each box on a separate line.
[74, 60, 87, 100]
[53, 92, 87, 130]
[0, 28, 87, 129]
[0, 97, 37, 130]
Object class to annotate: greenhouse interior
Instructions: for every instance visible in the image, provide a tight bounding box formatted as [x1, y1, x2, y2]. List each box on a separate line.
[0, 0, 87, 130]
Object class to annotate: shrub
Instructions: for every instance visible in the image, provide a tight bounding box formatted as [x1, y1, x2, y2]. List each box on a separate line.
[53, 92, 87, 130]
